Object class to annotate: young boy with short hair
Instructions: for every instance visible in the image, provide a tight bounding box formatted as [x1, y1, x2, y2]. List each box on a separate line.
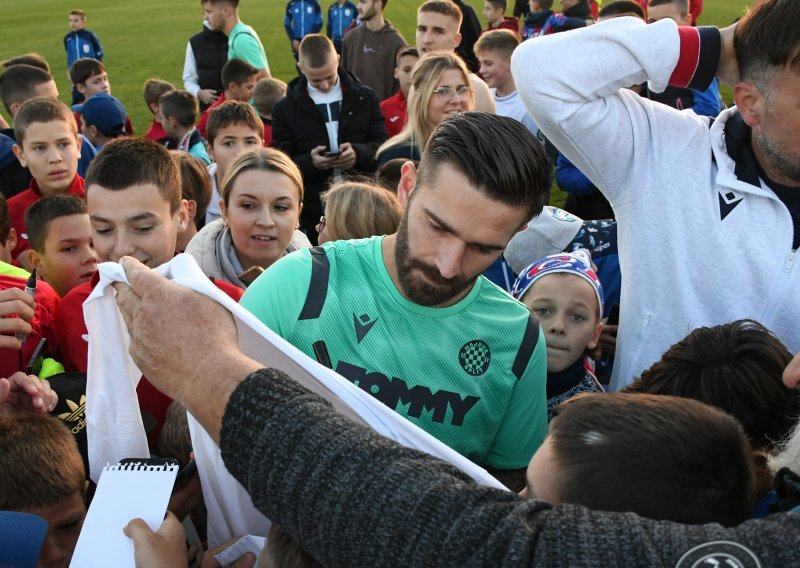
[69, 58, 134, 135]
[142, 78, 175, 145]
[79, 92, 128, 151]
[24, 195, 98, 298]
[512, 250, 604, 419]
[64, 9, 103, 105]
[54, 137, 243, 445]
[172, 152, 213, 250]
[624, 319, 800, 518]
[158, 90, 211, 166]
[197, 57, 259, 138]
[379, 47, 419, 138]
[0, 413, 87, 568]
[7, 98, 84, 263]
[474, 29, 540, 139]
[526, 392, 755, 526]
[203, 100, 264, 223]
[252, 77, 287, 146]
[482, 0, 520, 35]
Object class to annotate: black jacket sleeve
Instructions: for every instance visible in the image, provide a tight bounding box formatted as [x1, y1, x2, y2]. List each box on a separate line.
[220, 368, 800, 568]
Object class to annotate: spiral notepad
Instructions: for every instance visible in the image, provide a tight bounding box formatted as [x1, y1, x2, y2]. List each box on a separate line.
[70, 460, 178, 568]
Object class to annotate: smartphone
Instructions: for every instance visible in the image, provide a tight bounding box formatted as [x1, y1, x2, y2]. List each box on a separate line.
[323, 150, 341, 158]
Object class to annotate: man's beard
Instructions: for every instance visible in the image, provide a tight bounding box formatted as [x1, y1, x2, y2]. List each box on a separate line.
[393, 212, 477, 307]
[755, 129, 800, 185]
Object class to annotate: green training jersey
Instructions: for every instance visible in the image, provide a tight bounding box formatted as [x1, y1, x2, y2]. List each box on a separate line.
[240, 237, 547, 469]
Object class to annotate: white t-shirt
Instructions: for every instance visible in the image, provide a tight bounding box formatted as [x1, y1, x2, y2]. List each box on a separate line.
[492, 89, 543, 143]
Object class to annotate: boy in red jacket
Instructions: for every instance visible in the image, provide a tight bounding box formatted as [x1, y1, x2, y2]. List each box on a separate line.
[8, 98, 84, 265]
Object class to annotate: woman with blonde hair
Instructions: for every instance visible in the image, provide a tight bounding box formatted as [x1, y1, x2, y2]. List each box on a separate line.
[316, 181, 403, 245]
[186, 148, 311, 288]
[376, 53, 474, 166]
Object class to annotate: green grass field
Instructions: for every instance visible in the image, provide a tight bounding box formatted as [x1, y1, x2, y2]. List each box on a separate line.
[3, 0, 750, 207]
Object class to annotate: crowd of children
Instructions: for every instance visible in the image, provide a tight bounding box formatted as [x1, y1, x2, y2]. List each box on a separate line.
[3, 0, 800, 565]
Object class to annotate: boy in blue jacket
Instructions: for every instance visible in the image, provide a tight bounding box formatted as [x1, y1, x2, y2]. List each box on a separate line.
[285, 0, 324, 60]
[327, 0, 357, 53]
[64, 10, 103, 105]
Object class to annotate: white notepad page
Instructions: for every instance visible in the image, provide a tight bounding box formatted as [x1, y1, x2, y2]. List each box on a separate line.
[70, 462, 178, 567]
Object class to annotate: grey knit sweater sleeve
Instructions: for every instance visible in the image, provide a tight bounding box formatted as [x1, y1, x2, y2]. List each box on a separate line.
[219, 369, 800, 567]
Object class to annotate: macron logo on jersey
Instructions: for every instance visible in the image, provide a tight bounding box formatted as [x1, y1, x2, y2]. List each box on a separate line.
[353, 312, 378, 343]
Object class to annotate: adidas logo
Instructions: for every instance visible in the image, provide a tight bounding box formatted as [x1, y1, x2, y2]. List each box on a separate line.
[58, 395, 87, 435]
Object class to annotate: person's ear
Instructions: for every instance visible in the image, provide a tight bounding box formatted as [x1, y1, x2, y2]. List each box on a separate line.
[397, 161, 417, 209]
[76, 82, 87, 95]
[734, 82, 765, 128]
[9, 102, 22, 118]
[588, 320, 604, 350]
[12, 143, 27, 168]
[176, 199, 190, 232]
[148, 102, 159, 115]
[5, 228, 18, 254]
[26, 249, 45, 278]
[88, 126, 99, 142]
[394, 67, 400, 80]
[454, 31, 462, 49]
[219, 198, 227, 224]
[186, 200, 197, 224]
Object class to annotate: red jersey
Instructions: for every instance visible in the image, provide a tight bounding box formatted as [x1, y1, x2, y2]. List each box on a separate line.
[197, 93, 227, 139]
[144, 118, 169, 144]
[380, 92, 408, 138]
[55, 262, 244, 445]
[8, 175, 85, 260]
[0, 270, 61, 378]
[262, 118, 273, 146]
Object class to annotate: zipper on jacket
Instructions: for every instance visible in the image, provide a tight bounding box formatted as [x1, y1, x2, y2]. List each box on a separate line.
[786, 250, 796, 273]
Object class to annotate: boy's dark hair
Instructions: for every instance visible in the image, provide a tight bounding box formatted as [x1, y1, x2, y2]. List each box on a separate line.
[173, 152, 212, 226]
[221, 58, 258, 89]
[0, 194, 10, 243]
[418, 0, 463, 26]
[14, 97, 78, 146]
[600, 0, 646, 19]
[252, 78, 287, 117]
[624, 320, 799, 450]
[0, 64, 53, 115]
[533, 0, 554, 10]
[0, 414, 85, 509]
[24, 194, 87, 253]
[158, 90, 199, 128]
[417, 112, 550, 219]
[206, 100, 264, 146]
[86, 137, 181, 213]
[376, 158, 417, 193]
[69, 9, 86, 17]
[2, 53, 50, 73]
[143, 78, 175, 107]
[69, 58, 106, 85]
[486, 0, 508, 11]
[395, 46, 419, 66]
[298, 34, 337, 68]
[550, 393, 755, 527]
[734, 0, 800, 96]
[474, 29, 519, 57]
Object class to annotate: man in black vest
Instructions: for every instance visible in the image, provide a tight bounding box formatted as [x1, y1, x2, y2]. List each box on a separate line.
[183, 22, 229, 111]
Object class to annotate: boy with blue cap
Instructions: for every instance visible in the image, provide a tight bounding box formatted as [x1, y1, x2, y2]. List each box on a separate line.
[513, 249, 604, 418]
[79, 92, 127, 151]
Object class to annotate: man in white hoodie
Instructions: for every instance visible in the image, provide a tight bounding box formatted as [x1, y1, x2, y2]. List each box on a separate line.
[512, 0, 800, 391]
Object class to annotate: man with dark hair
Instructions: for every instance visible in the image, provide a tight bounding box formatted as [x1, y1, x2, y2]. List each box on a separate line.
[624, 319, 800, 517]
[513, 0, 800, 391]
[182, 21, 229, 110]
[246, 112, 550, 489]
[201, 0, 270, 79]
[597, 0, 645, 19]
[271, 34, 387, 235]
[1, 53, 50, 73]
[340, 0, 407, 102]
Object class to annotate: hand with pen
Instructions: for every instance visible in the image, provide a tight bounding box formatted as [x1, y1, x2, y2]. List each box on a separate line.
[0, 286, 35, 351]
